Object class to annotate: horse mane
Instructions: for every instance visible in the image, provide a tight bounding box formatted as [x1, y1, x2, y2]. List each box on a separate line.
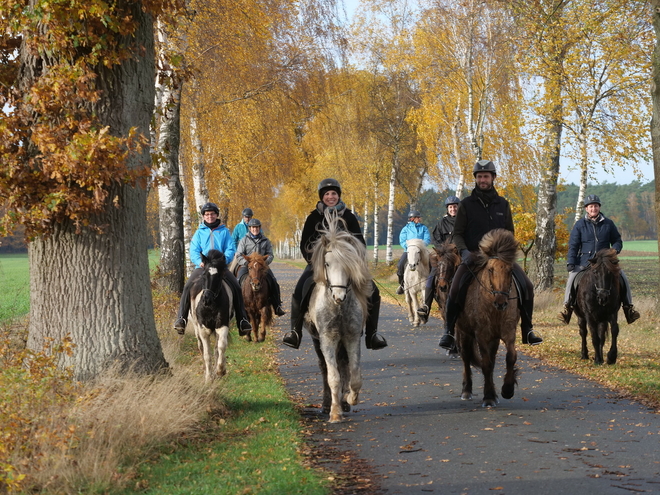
[245, 252, 268, 269]
[310, 210, 373, 304]
[589, 248, 620, 274]
[431, 242, 459, 268]
[473, 229, 519, 270]
[406, 238, 430, 266]
[203, 249, 228, 272]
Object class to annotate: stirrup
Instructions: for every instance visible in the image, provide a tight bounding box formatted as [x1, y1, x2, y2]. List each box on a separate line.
[282, 331, 301, 349]
[366, 333, 387, 350]
[523, 330, 543, 345]
[274, 305, 286, 316]
[174, 317, 187, 335]
[238, 319, 252, 336]
[439, 333, 455, 350]
[623, 305, 640, 324]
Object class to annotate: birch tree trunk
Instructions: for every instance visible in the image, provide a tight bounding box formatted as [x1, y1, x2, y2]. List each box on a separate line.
[574, 129, 589, 225]
[373, 189, 380, 264]
[385, 159, 397, 266]
[190, 90, 209, 212]
[650, 0, 660, 307]
[363, 200, 369, 244]
[26, 3, 167, 380]
[155, 19, 185, 293]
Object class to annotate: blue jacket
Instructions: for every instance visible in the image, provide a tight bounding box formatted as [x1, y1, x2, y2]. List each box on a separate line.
[190, 223, 235, 268]
[232, 220, 249, 249]
[567, 213, 622, 268]
[399, 221, 431, 251]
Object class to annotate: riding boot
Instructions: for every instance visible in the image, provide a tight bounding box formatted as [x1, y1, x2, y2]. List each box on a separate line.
[269, 277, 286, 316]
[365, 295, 387, 350]
[439, 295, 458, 350]
[559, 303, 573, 325]
[396, 273, 405, 295]
[623, 305, 640, 324]
[416, 287, 435, 323]
[282, 296, 304, 349]
[518, 284, 542, 345]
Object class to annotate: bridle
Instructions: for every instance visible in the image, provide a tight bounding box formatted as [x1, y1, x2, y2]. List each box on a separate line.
[468, 256, 517, 301]
[324, 250, 352, 293]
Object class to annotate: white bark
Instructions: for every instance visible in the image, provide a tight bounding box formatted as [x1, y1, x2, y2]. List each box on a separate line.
[190, 89, 209, 214]
[385, 161, 397, 265]
[373, 187, 380, 264]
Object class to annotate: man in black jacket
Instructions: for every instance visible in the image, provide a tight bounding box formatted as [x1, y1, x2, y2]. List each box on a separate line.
[438, 160, 543, 350]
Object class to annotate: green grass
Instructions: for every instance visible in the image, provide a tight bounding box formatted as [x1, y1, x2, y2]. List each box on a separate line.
[0, 253, 30, 322]
[623, 240, 657, 253]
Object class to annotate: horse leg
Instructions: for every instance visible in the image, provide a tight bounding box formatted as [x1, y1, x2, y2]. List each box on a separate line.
[501, 338, 518, 400]
[215, 325, 229, 378]
[480, 339, 499, 407]
[197, 328, 213, 383]
[459, 330, 474, 400]
[319, 336, 343, 423]
[591, 322, 604, 365]
[312, 336, 332, 414]
[607, 317, 619, 365]
[578, 316, 589, 360]
[411, 290, 420, 327]
[336, 344, 351, 412]
[258, 308, 267, 342]
[405, 292, 415, 324]
[344, 337, 362, 408]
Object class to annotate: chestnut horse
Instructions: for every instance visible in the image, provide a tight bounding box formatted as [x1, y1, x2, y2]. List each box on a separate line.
[240, 253, 273, 343]
[573, 248, 621, 365]
[189, 249, 233, 382]
[456, 229, 520, 407]
[431, 241, 461, 317]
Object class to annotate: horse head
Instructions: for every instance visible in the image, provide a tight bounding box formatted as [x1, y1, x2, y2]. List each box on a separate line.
[323, 248, 351, 304]
[406, 239, 428, 273]
[244, 253, 268, 292]
[588, 249, 620, 307]
[477, 230, 519, 312]
[433, 242, 460, 293]
[200, 249, 227, 305]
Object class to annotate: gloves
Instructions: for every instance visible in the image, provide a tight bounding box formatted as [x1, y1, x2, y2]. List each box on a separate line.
[461, 249, 470, 262]
[567, 264, 575, 272]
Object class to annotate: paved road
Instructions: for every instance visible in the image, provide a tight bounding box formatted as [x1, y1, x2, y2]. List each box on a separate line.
[272, 262, 660, 494]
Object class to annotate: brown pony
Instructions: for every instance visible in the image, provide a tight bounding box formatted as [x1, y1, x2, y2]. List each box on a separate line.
[456, 229, 520, 408]
[573, 248, 621, 365]
[241, 253, 273, 342]
[431, 241, 461, 316]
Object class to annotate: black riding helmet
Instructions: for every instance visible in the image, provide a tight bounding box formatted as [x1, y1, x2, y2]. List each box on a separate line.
[473, 160, 497, 177]
[200, 202, 219, 215]
[247, 218, 261, 227]
[318, 178, 342, 200]
[445, 195, 460, 206]
[242, 207, 254, 218]
[583, 194, 601, 207]
[408, 210, 422, 219]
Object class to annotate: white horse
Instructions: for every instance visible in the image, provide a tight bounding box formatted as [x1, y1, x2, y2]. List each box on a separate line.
[305, 210, 373, 423]
[404, 238, 430, 327]
[188, 250, 234, 382]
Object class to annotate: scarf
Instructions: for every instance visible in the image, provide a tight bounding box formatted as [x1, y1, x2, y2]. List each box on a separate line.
[204, 219, 222, 229]
[316, 200, 347, 216]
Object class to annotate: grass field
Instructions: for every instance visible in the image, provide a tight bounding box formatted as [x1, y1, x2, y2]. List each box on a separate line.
[0, 253, 30, 322]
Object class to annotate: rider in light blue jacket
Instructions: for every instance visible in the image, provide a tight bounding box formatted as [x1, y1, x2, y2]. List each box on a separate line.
[396, 210, 431, 295]
[174, 202, 251, 335]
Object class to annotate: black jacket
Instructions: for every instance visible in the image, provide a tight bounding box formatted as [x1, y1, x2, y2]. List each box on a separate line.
[453, 187, 514, 253]
[300, 203, 365, 263]
[432, 215, 456, 247]
[567, 213, 622, 268]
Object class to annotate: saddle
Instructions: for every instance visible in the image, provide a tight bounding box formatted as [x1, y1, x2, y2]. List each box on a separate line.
[568, 268, 587, 306]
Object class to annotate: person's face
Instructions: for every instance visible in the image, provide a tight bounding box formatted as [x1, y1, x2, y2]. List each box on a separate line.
[585, 203, 600, 218]
[475, 172, 495, 191]
[244, 215, 252, 223]
[411, 216, 421, 224]
[322, 190, 340, 207]
[447, 204, 458, 217]
[249, 225, 260, 235]
[203, 210, 218, 222]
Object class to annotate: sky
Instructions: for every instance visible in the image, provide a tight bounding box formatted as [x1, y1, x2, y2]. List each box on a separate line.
[559, 160, 654, 185]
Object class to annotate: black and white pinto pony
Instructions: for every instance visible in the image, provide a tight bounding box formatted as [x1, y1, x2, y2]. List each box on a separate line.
[306, 210, 373, 423]
[574, 248, 621, 365]
[189, 249, 234, 382]
[403, 238, 430, 327]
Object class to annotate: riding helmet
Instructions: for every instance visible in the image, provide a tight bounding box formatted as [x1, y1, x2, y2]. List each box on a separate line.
[318, 178, 342, 200]
[200, 202, 219, 215]
[408, 210, 422, 219]
[473, 159, 497, 177]
[445, 195, 460, 206]
[583, 194, 601, 207]
[247, 218, 261, 227]
[242, 207, 254, 218]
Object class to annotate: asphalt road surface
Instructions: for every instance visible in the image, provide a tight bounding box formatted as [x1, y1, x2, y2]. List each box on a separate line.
[272, 261, 660, 495]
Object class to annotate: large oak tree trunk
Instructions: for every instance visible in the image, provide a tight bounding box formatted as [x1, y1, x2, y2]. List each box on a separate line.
[26, 3, 168, 380]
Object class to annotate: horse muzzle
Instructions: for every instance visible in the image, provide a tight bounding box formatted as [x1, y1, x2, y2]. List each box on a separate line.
[250, 280, 261, 292]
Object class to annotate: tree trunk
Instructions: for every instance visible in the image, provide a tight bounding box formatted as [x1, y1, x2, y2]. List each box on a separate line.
[190, 87, 209, 213]
[574, 129, 589, 225]
[373, 188, 380, 265]
[532, 73, 563, 291]
[26, 3, 167, 380]
[155, 20, 185, 293]
[385, 159, 397, 266]
[651, 0, 660, 307]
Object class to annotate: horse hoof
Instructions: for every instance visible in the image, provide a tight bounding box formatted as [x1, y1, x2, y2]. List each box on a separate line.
[341, 401, 351, 412]
[461, 392, 472, 400]
[329, 414, 343, 423]
[482, 399, 497, 408]
[501, 384, 515, 399]
[347, 392, 359, 405]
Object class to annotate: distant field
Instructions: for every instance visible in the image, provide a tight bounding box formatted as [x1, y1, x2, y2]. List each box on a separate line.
[0, 253, 30, 322]
[622, 240, 657, 253]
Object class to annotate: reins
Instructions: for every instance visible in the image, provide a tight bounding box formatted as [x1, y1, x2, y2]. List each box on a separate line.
[323, 250, 352, 293]
[466, 256, 518, 301]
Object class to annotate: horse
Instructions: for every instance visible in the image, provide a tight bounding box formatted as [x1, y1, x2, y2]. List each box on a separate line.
[240, 253, 273, 343]
[403, 238, 431, 327]
[573, 248, 621, 365]
[305, 210, 373, 423]
[455, 229, 520, 408]
[188, 249, 234, 382]
[431, 241, 461, 317]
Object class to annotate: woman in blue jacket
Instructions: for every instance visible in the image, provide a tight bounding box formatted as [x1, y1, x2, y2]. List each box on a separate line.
[559, 195, 640, 325]
[173, 202, 252, 335]
[396, 210, 431, 295]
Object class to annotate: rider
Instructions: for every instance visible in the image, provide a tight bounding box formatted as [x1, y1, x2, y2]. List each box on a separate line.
[438, 160, 543, 350]
[282, 178, 387, 350]
[173, 202, 253, 335]
[559, 194, 640, 325]
[235, 218, 286, 316]
[417, 195, 460, 322]
[395, 210, 431, 295]
[232, 207, 254, 249]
